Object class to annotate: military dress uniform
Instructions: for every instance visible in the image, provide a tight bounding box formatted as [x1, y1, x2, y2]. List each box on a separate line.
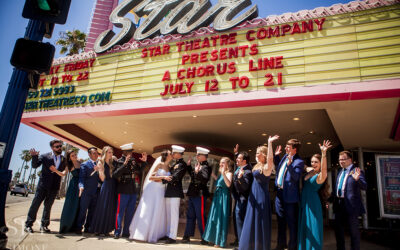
[113, 155, 146, 237]
[183, 159, 211, 240]
[163, 157, 187, 241]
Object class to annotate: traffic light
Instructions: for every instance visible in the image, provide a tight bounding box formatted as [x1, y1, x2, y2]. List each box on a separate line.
[10, 38, 55, 74]
[23, 0, 71, 25]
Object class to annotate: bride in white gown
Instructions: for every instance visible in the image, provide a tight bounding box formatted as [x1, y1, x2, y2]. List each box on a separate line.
[129, 150, 172, 242]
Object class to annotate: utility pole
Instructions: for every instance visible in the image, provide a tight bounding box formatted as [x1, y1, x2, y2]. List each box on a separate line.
[0, 19, 48, 248]
[0, 1, 71, 247]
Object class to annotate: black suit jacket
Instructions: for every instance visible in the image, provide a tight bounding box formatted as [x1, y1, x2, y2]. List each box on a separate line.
[231, 164, 253, 202]
[332, 164, 367, 216]
[114, 155, 146, 194]
[164, 158, 187, 198]
[186, 160, 211, 197]
[32, 152, 66, 190]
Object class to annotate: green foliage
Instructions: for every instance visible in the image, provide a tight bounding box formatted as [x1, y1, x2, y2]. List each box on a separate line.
[56, 29, 87, 56]
[20, 150, 32, 162]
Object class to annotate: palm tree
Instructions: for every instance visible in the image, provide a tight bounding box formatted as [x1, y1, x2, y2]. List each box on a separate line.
[29, 173, 36, 193]
[56, 29, 87, 55]
[18, 150, 31, 182]
[22, 165, 30, 183]
[26, 162, 34, 184]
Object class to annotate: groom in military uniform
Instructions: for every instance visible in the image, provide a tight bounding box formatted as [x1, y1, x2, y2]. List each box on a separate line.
[160, 145, 187, 244]
[182, 146, 211, 244]
[113, 142, 147, 239]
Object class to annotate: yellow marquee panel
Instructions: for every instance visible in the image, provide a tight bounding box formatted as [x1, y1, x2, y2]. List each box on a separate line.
[26, 5, 400, 110]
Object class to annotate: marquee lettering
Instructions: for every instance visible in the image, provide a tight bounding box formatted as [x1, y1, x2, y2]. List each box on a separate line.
[94, 0, 258, 53]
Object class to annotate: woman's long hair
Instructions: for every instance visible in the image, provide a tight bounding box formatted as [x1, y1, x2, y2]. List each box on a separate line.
[220, 157, 234, 172]
[100, 146, 114, 177]
[253, 146, 268, 172]
[65, 149, 76, 171]
[161, 150, 170, 163]
[311, 154, 330, 204]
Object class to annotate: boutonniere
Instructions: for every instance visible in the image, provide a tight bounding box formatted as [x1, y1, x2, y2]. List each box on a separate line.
[173, 164, 179, 170]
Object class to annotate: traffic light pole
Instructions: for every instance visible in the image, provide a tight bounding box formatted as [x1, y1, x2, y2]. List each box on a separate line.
[0, 19, 46, 248]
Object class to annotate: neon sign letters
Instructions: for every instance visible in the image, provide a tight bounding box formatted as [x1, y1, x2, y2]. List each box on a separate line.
[94, 0, 258, 53]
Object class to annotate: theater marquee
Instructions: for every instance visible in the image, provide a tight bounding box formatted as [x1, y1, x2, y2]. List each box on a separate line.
[24, 2, 400, 112]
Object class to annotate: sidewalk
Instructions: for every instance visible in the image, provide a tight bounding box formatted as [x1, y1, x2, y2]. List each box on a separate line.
[6, 198, 390, 250]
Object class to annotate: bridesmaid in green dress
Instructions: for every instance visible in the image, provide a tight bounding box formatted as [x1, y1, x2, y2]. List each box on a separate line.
[298, 140, 332, 250]
[57, 149, 81, 234]
[203, 157, 233, 248]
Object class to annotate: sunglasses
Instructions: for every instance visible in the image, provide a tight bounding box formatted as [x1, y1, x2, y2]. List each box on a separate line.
[53, 145, 62, 148]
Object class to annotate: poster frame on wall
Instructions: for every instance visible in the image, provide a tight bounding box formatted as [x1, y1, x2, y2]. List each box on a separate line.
[375, 154, 400, 219]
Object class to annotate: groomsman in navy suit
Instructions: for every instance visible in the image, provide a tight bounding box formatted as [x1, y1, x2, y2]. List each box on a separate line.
[75, 147, 100, 234]
[25, 140, 66, 233]
[231, 144, 253, 247]
[333, 151, 367, 250]
[274, 139, 304, 250]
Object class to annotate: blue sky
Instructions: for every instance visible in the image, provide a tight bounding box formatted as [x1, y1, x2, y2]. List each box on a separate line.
[0, 0, 343, 179]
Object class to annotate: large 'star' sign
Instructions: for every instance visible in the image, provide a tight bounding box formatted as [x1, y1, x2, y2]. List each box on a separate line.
[94, 0, 258, 53]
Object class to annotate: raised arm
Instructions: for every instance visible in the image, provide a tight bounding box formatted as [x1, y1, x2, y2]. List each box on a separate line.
[263, 135, 279, 176]
[317, 140, 332, 184]
[351, 168, 367, 190]
[30, 149, 42, 169]
[222, 164, 233, 187]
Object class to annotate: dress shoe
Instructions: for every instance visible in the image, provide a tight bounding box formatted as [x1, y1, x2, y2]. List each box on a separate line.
[40, 226, 50, 233]
[165, 238, 176, 244]
[24, 226, 34, 233]
[114, 234, 120, 239]
[83, 228, 89, 233]
[201, 239, 208, 245]
[158, 235, 169, 241]
[122, 234, 129, 238]
[230, 239, 239, 246]
[181, 236, 190, 243]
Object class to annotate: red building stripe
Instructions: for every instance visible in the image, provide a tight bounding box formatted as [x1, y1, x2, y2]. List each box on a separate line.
[201, 196, 205, 231]
[115, 194, 121, 229]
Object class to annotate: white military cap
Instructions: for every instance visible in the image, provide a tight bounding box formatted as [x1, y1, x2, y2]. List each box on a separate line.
[196, 146, 210, 155]
[172, 145, 185, 153]
[120, 143, 134, 150]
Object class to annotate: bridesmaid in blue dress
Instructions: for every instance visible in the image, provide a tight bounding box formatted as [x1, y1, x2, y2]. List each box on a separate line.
[239, 135, 279, 250]
[203, 157, 233, 248]
[58, 149, 82, 234]
[90, 146, 117, 236]
[298, 140, 332, 250]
